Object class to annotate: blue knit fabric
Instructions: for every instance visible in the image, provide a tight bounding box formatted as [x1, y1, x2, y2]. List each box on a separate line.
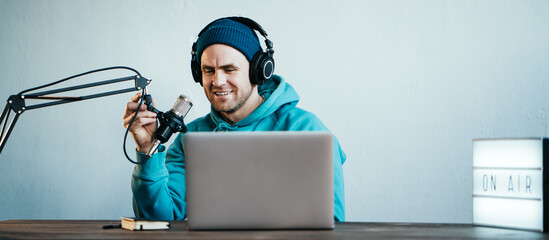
[196, 19, 261, 63]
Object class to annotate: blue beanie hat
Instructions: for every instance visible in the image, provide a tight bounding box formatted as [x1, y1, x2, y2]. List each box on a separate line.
[196, 18, 261, 63]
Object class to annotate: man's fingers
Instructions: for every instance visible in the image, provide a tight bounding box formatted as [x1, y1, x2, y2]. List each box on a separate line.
[123, 111, 157, 128]
[130, 92, 142, 102]
[125, 101, 147, 112]
[123, 101, 148, 118]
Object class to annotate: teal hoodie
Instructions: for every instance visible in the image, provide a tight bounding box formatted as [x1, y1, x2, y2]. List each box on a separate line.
[131, 75, 346, 221]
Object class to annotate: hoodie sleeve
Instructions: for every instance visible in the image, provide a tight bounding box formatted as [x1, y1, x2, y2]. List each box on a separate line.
[131, 133, 187, 220]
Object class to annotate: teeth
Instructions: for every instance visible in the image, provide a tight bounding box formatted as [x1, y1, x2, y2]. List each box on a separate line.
[215, 91, 231, 96]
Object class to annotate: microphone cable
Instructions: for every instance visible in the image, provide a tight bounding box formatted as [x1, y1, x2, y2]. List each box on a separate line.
[15, 65, 148, 164]
[18, 66, 142, 95]
[122, 88, 150, 164]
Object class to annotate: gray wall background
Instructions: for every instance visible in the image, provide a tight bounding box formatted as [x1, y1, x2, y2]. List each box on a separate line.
[1, 0, 548, 223]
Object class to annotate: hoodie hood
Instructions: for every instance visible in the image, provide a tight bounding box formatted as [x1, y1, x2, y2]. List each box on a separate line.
[209, 75, 299, 130]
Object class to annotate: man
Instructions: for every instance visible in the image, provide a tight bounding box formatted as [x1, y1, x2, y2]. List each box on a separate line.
[123, 17, 346, 221]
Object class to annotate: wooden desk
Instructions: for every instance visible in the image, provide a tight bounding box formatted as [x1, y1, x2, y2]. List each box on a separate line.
[0, 220, 546, 239]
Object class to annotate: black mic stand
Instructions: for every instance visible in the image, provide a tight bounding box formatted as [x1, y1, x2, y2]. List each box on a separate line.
[0, 66, 151, 154]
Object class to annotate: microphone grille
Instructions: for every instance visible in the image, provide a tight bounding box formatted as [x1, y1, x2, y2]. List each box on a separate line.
[171, 94, 193, 116]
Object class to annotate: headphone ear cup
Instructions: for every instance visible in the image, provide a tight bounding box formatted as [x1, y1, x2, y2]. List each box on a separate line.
[191, 58, 202, 86]
[261, 54, 275, 83]
[249, 52, 275, 85]
[191, 43, 203, 86]
[191, 42, 203, 86]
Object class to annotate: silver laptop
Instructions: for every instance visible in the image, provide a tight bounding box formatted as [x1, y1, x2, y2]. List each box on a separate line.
[184, 131, 334, 230]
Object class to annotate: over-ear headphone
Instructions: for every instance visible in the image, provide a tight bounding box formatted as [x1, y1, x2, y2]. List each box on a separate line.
[191, 17, 275, 86]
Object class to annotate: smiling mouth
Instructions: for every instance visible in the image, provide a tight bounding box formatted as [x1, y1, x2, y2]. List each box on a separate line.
[214, 91, 232, 96]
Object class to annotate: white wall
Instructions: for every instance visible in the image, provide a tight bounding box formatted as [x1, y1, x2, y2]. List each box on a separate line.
[1, 0, 548, 223]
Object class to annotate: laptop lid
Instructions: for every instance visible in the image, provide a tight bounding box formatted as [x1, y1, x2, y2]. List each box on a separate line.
[184, 131, 334, 230]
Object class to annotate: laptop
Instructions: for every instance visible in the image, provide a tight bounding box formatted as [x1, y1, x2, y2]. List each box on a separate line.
[184, 131, 334, 230]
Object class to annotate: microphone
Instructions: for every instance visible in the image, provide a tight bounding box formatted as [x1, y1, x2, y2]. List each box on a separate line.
[146, 94, 193, 157]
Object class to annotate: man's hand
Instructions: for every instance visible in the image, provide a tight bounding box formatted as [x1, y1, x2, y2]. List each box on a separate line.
[123, 93, 158, 153]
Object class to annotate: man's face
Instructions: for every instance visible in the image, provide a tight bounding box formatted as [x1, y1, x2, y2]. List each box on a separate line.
[200, 44, 255, 115]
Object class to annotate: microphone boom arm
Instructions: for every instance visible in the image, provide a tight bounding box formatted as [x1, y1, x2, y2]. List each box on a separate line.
[0, 67, 151, 154]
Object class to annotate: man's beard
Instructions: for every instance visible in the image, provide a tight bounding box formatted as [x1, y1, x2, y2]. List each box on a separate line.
[210, 85, 253, 114]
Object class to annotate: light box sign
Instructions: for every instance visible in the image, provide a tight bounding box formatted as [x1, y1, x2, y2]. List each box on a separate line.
[473, 138, 547, 232]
